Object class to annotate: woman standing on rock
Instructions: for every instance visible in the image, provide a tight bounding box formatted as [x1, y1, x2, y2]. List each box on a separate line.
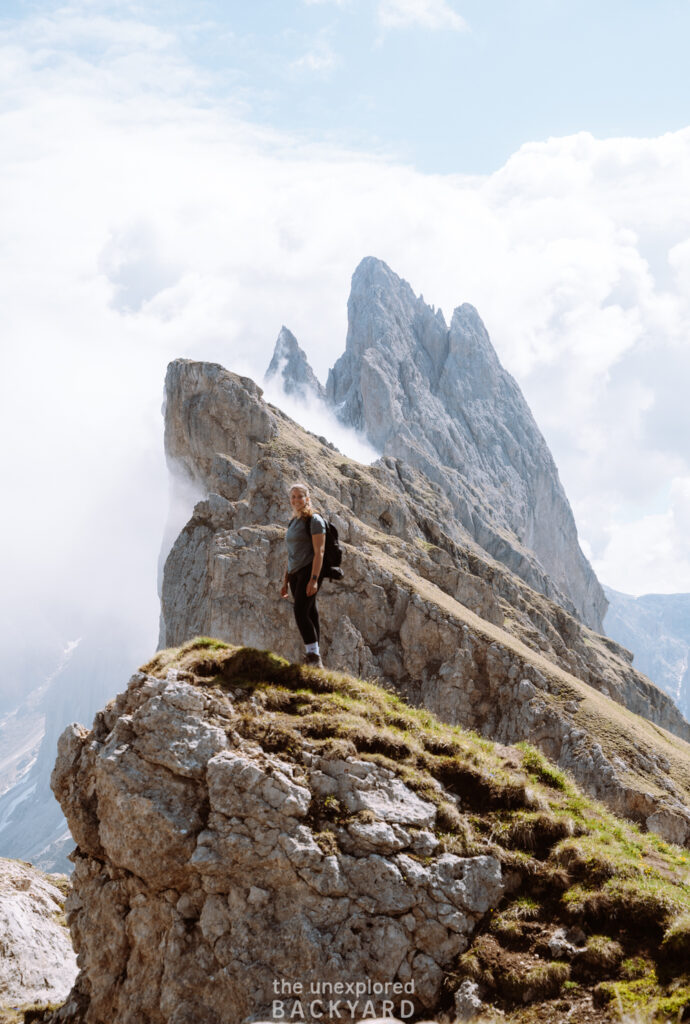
[281, 482, 326, 667]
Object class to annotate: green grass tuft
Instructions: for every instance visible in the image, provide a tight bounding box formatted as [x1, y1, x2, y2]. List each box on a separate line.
[517, 742, 567, 790]
[661, 912, 690, 962]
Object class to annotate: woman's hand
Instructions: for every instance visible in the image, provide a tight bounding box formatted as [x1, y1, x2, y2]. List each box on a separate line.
[280, 580, 289, 599]
[306, 578, 319, 597]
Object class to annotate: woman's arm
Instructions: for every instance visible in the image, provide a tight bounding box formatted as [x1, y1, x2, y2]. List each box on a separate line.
[307, 535, 325, 595]
[280, 567, 289, 599]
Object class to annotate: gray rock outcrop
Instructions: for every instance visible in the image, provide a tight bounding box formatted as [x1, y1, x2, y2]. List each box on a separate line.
[0, 857, 76, 1010]
[265, 326, 326, 402]
[326, 257, 606, 631]
[49, 669, 504, 1023]
[44, 644, 690, 1024]
[158, 359, 690, 847]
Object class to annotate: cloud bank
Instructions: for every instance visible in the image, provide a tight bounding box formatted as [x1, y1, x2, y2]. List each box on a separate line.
[1, 3, 689, 694]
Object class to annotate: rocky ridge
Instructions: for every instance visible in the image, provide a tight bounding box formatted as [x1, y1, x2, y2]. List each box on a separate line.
[268, 257, 605, 630]
[42, 643, 690, 1024]
[159, 359, 690, 847]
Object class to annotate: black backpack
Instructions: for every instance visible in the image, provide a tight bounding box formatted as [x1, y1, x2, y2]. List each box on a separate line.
[304, 514, 344, 582]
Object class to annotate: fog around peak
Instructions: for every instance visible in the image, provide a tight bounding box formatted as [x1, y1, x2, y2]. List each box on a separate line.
[2, 4, 690, 712]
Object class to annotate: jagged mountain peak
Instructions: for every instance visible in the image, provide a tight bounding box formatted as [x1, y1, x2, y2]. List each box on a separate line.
[259, 258, 604, 630]
[327, 258, 606, 631]
[352, 253, 401, 286]
[352, 255, 447, 319]
[273, 324, 300, 355]
[264, 325, 325, 402]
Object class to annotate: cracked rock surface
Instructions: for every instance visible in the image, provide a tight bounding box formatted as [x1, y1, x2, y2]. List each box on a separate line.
[0, 857, 76, 1008]
[48, 672, 504, 1024]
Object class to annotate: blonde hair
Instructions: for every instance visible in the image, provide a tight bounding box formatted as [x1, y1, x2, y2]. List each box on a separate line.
[289, 482, 313, 518]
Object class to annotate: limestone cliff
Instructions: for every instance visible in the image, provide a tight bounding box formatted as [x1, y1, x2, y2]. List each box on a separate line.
[43, 643, 690, 1024]
[324, 258, 605, 631]
[159, 359, 690, 847]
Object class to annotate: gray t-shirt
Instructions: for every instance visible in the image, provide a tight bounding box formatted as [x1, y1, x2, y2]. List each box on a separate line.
[286, 513, 326, 573]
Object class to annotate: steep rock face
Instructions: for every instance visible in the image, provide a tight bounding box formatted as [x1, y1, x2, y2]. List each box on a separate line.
[0, 858, 76, 1010]
[49, 667, 503, 1023]
[164, 360, 278, 495]
[605, 589, 690, 720]
[326, 258, 605, 632]
[158, 359, 690, 845]
[265, 326, 326, 402]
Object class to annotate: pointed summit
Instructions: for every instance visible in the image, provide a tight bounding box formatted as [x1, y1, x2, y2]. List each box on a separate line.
[327, 257, 606, 631]
[265, 326, 325, 402]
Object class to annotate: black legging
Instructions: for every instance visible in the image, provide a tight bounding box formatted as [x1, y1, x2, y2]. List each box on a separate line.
[288, 564, 320, 645]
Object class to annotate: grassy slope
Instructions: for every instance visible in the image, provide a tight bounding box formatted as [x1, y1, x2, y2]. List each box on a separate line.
[259, 415, 690, 801]
[142, 639, 690, 1024]
[363, 543, 690, 804]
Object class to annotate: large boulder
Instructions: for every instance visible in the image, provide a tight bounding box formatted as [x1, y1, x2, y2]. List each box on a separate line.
[48, 662, 504, 1023]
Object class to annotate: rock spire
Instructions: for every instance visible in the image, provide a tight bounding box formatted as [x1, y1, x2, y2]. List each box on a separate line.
[326, 257, 606, 631]
[265, 325, 326, 402]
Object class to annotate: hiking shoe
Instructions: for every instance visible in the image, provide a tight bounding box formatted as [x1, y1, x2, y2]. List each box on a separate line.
[304, 652, 324, 668]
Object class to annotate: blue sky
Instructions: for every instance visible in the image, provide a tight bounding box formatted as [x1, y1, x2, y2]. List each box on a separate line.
[7, 0, 686, 174]
[228, 0, 690, 173]
[7, 0, 690, 173]
[1, 0, 690, 676]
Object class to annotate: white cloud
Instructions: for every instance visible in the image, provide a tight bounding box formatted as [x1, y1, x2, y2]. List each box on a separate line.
[262, 380, 380, 466]
[2, 2, 690, 683]
[378, 0, 468, 31]
[592, 478, 690, 596]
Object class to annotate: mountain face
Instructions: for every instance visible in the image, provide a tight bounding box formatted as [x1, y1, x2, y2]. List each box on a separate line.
[264, 325, 326, 402]
[605, 589, 690, 720]
[158, 359, 690, 847]
[269, 257, 605, 632]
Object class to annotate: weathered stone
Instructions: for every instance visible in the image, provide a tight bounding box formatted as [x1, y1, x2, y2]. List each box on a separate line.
[646, 809, 690, 846]
[0, 857, 77, 1007]
[48, 673, 505, 1023]
[454, 978, 483, 1021]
